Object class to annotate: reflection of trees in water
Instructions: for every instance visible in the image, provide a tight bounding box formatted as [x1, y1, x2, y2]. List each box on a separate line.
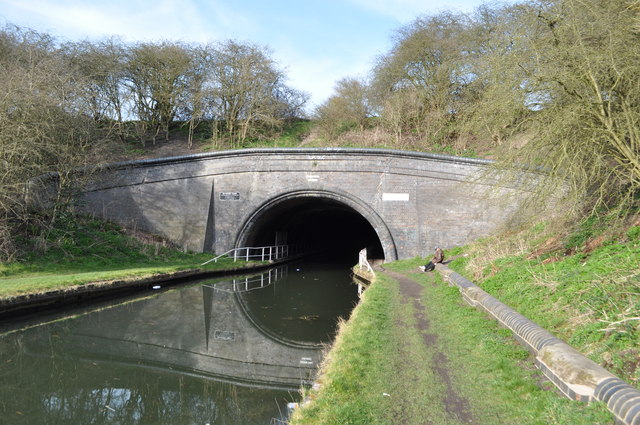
[37, 373, 219, 425]
[0, 324, 294, 425]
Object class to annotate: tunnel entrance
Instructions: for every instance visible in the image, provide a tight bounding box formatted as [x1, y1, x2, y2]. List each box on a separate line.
[238, 194, 387, 264]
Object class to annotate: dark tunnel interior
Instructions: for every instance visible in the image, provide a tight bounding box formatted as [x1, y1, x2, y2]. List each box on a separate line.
[242, 197, 385, 264]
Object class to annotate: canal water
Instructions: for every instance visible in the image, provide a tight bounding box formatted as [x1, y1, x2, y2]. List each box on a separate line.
[0, 257, 359, 425]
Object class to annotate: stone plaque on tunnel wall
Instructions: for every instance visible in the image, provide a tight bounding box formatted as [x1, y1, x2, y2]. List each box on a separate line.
[219, 192, 241, 201]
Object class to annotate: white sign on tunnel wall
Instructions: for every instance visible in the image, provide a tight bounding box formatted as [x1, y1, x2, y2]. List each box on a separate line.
[219, 192, 241, 201]
[382, 193, 410, 202]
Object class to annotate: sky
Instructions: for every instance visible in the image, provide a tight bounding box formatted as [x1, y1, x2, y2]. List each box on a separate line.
[0, 0, 506, 109]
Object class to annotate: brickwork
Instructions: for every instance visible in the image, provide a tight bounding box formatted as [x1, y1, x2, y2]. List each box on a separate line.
[77, 148, 527, 260]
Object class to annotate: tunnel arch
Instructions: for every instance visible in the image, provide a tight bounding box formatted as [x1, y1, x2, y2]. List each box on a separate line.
[235, 189, 398, 262]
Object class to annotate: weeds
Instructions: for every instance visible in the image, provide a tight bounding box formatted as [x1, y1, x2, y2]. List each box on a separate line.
[448, 212, 640, 385]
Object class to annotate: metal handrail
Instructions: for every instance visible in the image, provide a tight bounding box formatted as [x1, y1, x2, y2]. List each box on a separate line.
[201, 245, 290, 265]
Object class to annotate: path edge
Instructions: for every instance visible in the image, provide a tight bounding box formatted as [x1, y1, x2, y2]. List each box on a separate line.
[436, 264, 640, 425]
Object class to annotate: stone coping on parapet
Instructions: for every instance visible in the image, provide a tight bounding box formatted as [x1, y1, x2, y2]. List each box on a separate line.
[30, 148, 497, 187]
[95, 147, 495, 171]
[436, 264, 640, 425]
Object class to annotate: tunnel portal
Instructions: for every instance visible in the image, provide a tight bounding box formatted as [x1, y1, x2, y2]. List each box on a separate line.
[237, 196, 385, 263]
[75, 148, 528, 260]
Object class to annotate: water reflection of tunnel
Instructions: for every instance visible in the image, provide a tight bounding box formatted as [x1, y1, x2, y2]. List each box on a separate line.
[239, 196, 385, 262]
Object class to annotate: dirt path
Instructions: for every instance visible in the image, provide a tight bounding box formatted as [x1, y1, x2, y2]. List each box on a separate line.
[382, 268, 475, 424]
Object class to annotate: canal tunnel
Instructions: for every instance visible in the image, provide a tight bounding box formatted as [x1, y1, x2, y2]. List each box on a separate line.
[238, 195, 386, 263]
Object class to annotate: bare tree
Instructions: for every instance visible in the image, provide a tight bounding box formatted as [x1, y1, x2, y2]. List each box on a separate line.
[0, 24, 311, 259]
[370, 11, 473, 144]
[124, 41, 193, 145]
[208, 40, 272, 146]
[499, 0, 640, 215]
[315, 77, 372, 138]
[0, 25, 97, 260]
[452, 3, 535, 147]
[63, 38, 128, 137]
[206, 40, 306, 147]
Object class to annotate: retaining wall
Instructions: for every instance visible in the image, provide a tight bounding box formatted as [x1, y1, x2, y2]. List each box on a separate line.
[69, 148, 532, 260]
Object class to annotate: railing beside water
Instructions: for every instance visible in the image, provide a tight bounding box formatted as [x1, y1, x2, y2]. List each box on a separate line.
[201, 244, 314, 265]
[201, 245, 289, 265]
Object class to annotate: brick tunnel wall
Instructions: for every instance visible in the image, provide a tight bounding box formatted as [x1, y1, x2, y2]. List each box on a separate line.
[77, 148, 530, 261]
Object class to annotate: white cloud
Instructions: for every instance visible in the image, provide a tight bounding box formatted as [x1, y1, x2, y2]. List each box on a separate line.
[272, 38, 377, 111]
[348, 0, 428, 22]
[347, 0, 491, 22]
[0, 0, 225, 42]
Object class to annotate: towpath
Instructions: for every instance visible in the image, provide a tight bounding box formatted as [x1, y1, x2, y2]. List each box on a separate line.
[380, 268, 475, 424]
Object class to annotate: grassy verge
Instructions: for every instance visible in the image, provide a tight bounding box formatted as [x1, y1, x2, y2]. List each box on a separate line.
[447, 220, 640, 386]
[0, 216, 257, 299]
[291, 259, 612, 425]
[290, 267, 399, 425]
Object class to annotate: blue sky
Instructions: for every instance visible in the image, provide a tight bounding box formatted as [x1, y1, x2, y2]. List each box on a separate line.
[0, 0, 509, 109]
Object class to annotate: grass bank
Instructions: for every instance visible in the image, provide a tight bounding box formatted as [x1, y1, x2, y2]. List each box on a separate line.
[447, 218, 640, 387]
[291, 259, 613, 425]
[0, 216, 254, 299]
